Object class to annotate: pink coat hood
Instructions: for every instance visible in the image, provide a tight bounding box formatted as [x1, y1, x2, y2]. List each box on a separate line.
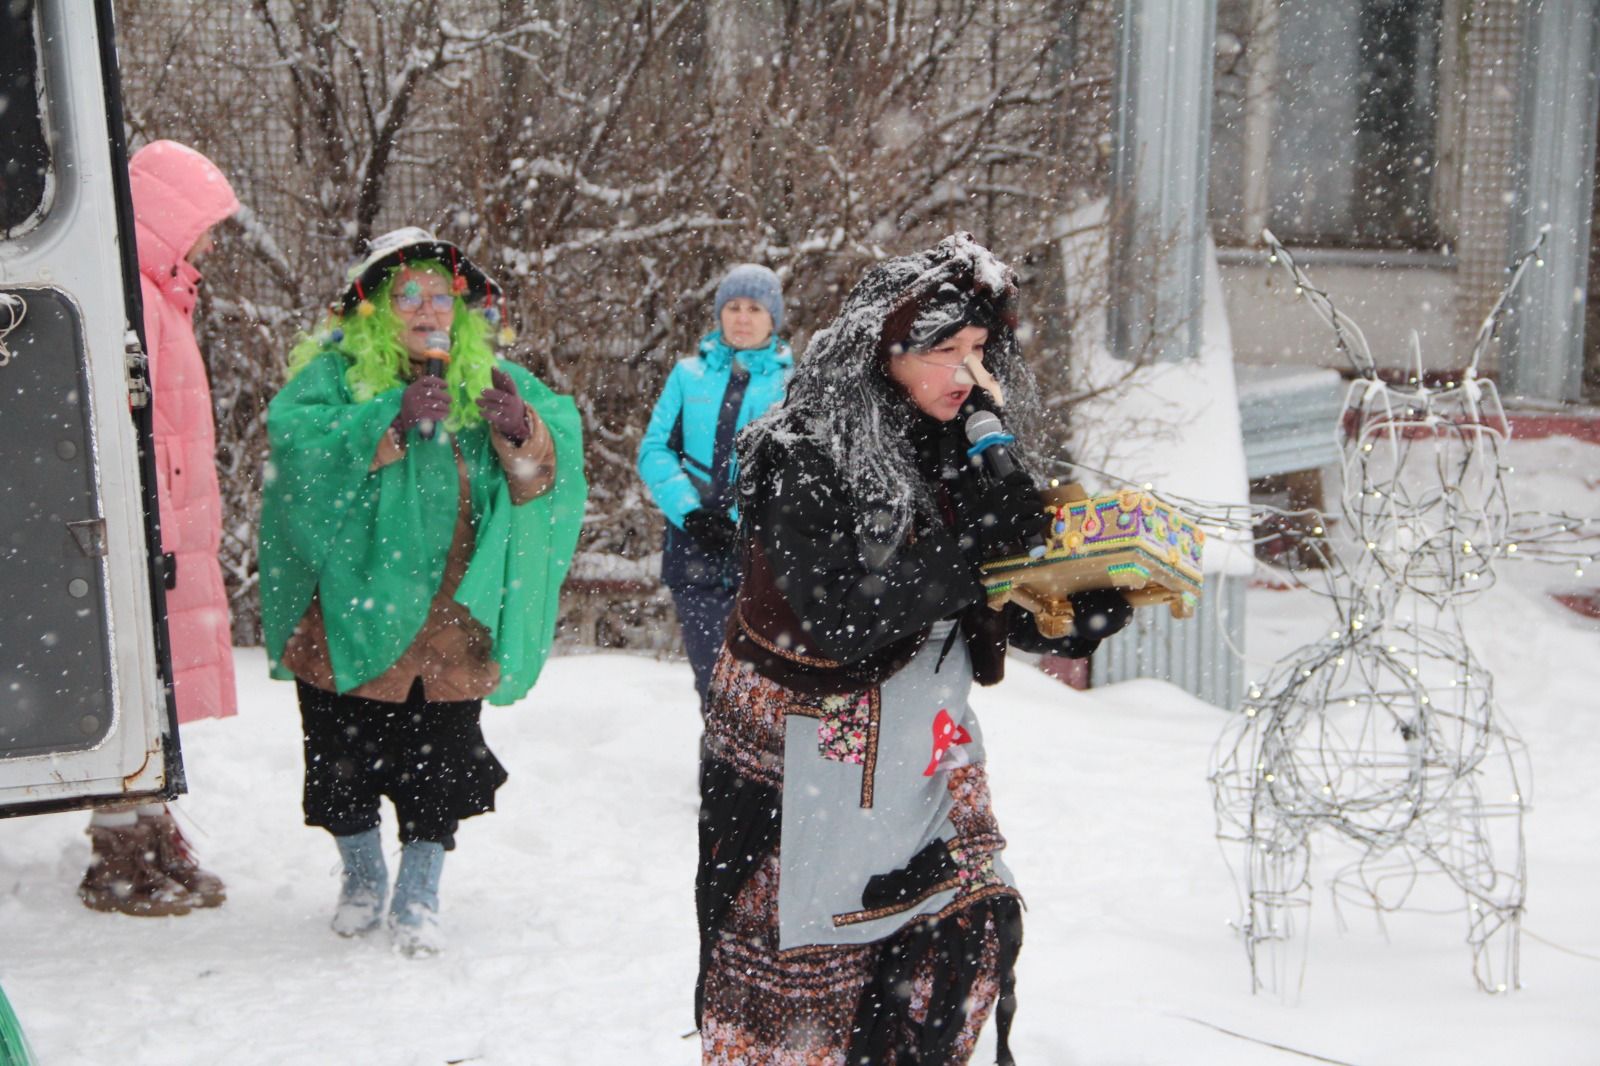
[130, 140, 239, 299]
[130, 141, 239, 723]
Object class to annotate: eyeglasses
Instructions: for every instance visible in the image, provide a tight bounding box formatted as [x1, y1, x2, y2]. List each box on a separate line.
[393, 292, 455, 314]
[904, 352, 984, 381]
[910, 356, 974, 370]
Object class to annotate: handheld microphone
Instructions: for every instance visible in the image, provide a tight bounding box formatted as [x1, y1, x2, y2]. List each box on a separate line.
[964, 409, 1018, 479]
[420, 330, 451, 440]
[964, 409, 1046, 558]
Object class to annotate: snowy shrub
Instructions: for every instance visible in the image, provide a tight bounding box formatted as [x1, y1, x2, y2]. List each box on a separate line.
[116, 0, 1125, 648]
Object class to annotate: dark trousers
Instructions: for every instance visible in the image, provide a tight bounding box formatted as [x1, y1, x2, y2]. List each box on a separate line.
[296, 678, 507, 850]
[669, 584, 737, 706]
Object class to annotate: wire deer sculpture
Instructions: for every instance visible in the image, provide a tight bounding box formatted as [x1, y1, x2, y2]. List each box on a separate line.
[1209, 230, 1550, 996]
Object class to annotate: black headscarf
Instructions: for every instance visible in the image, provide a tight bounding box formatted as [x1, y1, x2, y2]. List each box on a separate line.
[737, 233, 1043, 549]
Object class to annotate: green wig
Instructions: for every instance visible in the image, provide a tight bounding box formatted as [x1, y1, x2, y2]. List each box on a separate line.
[288, 259, 497, 431]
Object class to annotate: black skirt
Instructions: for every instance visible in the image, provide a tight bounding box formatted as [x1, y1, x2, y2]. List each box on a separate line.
[296, 677, 508, 849]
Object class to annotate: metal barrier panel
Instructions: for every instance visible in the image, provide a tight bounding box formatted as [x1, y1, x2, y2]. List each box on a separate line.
[1092, 574, 1245, 709]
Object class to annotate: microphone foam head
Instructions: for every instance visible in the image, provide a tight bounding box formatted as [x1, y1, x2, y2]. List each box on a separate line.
[964, 409, 1002, 444]
[425, 330, 451, 352]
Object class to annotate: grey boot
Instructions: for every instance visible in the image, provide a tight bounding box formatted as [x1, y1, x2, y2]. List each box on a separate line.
[331, 829, 387, 937]
[388, 841, 445, 957]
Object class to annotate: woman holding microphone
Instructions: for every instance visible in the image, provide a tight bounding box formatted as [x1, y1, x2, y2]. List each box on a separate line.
[259, 228, 585, 956]
[695, 235, 1131, 1063]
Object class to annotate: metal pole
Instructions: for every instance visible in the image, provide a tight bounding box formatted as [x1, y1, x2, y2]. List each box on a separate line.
[1108, 0, 1219, 364]
[1504, 0, 1600, 402]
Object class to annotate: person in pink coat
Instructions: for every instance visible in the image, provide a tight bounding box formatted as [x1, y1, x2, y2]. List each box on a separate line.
[135, 140, 241, 727]
[78, 140, 239, 917]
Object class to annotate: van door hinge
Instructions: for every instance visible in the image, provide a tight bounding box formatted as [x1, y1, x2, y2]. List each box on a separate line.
[124, 329, 150, 409]
[67, 518, 108, 558]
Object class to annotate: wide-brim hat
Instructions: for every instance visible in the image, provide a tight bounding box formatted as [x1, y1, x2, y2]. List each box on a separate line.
[339, 226, 503, 315]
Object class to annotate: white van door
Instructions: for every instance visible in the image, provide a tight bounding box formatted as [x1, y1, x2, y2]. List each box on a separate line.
[0, 0, 184, 816]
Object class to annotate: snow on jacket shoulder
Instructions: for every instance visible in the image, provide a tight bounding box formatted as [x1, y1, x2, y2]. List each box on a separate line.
[636, 331, 792, 529]
[129, 140, 239, 724]
[739, 435, 983, 667]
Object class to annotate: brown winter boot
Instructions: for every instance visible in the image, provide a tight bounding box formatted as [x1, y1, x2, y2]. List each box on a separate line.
[78, 821, 194, 917]
[142, 807, 226, 908]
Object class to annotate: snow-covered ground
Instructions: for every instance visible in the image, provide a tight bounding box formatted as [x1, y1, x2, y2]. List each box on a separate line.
[3, 436, 1597, 1065]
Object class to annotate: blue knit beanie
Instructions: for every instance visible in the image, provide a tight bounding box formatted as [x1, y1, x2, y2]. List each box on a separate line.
[714, 263, 784, 333]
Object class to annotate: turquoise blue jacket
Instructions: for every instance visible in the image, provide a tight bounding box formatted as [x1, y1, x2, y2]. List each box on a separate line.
[636, 330, 793, 529]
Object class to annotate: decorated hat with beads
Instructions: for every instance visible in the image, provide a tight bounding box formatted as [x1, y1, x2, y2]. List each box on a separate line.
[339, 226, 504, 316]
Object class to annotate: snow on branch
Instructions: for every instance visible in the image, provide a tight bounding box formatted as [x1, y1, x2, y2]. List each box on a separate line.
[504, 215, 744, 273]
[512, 157, 684, 207]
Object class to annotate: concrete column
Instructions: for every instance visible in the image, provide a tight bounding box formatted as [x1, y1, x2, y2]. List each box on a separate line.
[1504, 0, 1600, 401]
[1108, 0, 1219, 363]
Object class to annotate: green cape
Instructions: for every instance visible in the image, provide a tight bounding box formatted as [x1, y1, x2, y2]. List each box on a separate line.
[258, 350, 586, 705]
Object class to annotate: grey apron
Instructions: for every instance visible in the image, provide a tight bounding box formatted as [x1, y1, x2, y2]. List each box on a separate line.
[777, 619, 1017, 950]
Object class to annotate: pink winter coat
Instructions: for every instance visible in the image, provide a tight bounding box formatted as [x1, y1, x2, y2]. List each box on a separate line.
[129, 141, 240, 723]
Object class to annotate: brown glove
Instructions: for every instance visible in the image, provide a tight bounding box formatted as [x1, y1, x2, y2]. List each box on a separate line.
[393, 374, 451, 436]
[476, 368, 531, 445]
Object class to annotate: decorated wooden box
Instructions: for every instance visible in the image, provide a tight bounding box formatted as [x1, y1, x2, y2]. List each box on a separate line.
[979, 483, 1205, 638]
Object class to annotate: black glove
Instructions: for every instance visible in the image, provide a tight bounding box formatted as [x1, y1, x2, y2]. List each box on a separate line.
[973, 470, 1047, 554]
[1069, 588, 1133, 640]
[682, 508, 737, 554]
[862, 840, 959, 910]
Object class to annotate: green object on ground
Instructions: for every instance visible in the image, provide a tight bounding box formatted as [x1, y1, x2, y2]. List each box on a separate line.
[0, 980, 34, 1066]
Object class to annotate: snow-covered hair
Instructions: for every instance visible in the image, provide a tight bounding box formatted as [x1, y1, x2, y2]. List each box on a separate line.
[737, 233, 1043, 548]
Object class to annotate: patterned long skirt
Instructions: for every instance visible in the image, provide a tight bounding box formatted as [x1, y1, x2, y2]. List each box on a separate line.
[696, 649, 1022, 1066]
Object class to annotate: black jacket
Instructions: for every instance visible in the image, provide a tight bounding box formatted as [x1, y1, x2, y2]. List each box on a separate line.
[727, 417, 1099, 694]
